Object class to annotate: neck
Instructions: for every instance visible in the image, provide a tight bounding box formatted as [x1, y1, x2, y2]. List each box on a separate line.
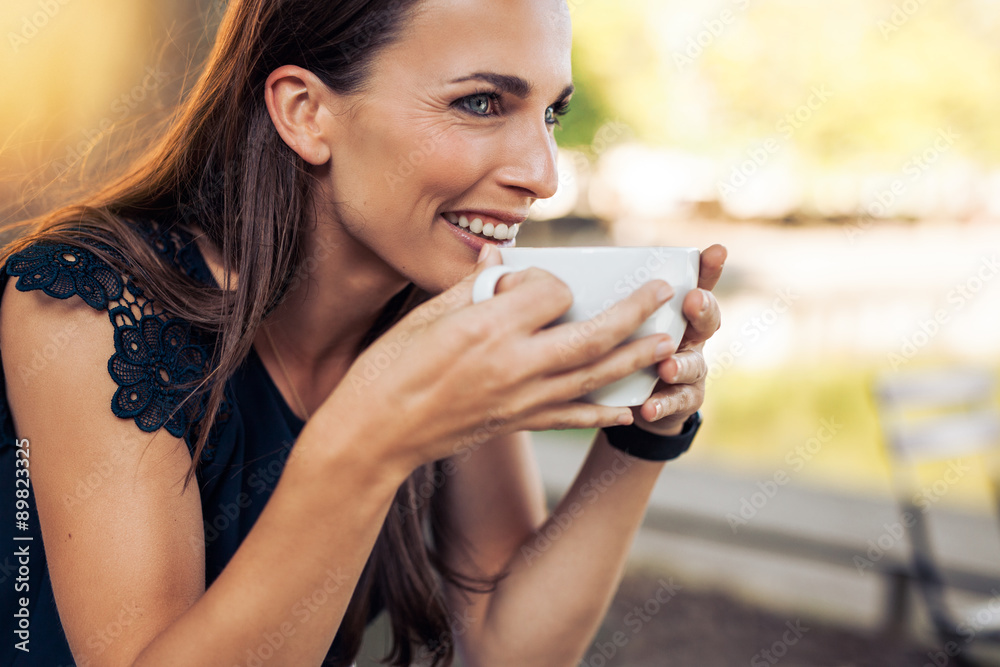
[192, 216, 411, 415]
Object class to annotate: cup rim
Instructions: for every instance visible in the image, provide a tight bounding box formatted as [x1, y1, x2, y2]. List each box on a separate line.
[498, 246, 699, 252]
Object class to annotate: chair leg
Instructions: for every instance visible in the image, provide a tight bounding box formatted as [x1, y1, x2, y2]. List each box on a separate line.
[881, 568, 910, 639]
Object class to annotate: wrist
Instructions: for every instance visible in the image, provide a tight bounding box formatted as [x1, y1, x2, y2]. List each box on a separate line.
[635, 415, 686, 436]
[601, 411, 702, 462]
[305, 398, 415, 489]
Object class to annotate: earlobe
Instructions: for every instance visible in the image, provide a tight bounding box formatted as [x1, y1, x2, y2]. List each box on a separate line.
[264, 65, 333, 166]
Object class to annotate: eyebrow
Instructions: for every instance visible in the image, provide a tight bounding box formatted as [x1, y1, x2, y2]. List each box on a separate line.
[450, 72, 574, 102]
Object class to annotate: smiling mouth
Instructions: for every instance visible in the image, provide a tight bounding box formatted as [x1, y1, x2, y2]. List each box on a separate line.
[443, 213, 520, 241]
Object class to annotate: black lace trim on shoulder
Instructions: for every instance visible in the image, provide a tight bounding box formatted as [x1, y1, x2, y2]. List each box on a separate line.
[132, 218, 218, 288]
[3, 227, 229, 463]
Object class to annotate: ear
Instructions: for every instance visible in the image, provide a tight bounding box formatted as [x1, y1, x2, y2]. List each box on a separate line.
[264, 65, 337, 166]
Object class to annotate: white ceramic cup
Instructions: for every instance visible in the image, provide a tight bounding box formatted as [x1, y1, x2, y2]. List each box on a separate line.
[472, 246, 701, 407]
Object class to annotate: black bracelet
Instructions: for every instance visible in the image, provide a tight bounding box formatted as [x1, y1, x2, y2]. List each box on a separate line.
[601, 411, 702, 462]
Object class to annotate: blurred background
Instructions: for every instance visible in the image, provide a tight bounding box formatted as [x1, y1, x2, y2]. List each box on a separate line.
[2, 0, 999, 665]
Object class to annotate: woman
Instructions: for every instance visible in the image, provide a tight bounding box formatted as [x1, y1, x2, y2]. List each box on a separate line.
[0, 0, 725, 665]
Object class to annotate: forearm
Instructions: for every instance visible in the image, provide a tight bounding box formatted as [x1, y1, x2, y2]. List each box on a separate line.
[473, 430, 665, 667]
[132, 409, 408, 667]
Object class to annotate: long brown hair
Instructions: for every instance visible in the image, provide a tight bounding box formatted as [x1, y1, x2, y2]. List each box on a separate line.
[0, 1, 502, 664]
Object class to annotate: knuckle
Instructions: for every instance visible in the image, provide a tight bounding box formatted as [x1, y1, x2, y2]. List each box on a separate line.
[551, 417, 572, 431]
[551, 280, 574, 310]
[670, 354, 687, 379]
[694, 354, 709, 382]
[458, 314, 494, 342]
[579, 372, 600, 395]
[581, 335, 605, 359]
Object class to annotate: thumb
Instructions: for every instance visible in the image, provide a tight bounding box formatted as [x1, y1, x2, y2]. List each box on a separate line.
[476, 242, 502, 267]
[416, 244, 505, 319]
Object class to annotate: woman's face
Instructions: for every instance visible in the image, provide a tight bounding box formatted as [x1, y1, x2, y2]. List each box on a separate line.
[316, 0, 573, 294]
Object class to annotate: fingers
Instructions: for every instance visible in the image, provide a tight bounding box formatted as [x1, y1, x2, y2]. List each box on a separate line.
[638, 381, 705, 425]
[484, 267, 577, 332]
[680, 287, 721, 348]
[541, 332, 677, 405]
[417, 242, 506, 320]
[516, 401, 633, 432]
[655, 348, 707, 386]
[531, 279, 674, 374]
[698, 244, 727, 291]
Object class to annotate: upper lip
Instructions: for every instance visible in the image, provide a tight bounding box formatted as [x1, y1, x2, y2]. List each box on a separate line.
[444, 209, 529, 225]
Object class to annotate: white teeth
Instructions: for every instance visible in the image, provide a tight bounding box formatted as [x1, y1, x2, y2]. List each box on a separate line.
[444, 213, 520, 241]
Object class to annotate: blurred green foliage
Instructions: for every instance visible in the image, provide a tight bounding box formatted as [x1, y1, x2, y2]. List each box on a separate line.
[698, 363, 1000, 509]
[562, 0, 1000, 169]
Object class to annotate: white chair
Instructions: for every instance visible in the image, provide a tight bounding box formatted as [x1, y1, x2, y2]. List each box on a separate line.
[873, 366, 1000, 666]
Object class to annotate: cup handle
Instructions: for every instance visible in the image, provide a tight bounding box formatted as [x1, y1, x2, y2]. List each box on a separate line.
[472, 265, 520, 303]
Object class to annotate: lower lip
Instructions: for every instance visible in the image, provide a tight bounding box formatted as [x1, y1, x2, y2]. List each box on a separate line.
[440, 215, 516, 253]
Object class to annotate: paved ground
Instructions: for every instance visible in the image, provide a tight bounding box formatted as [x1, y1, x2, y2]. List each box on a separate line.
[584, 567, 931, 667]
[357, 430, 1000, 666]
[357, 568, 933, 667]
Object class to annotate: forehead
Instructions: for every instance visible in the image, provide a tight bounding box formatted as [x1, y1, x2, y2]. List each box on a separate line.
[383, 0, 573, 91]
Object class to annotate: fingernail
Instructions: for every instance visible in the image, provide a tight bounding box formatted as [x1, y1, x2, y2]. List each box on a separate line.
[657, 282, 674, 302]
[477, 245, 491, 263]
[653, 402, 664, 420]
[616, 412, 632, 426]
[663, 360, 679, 383]
[655, 339, 673, 360]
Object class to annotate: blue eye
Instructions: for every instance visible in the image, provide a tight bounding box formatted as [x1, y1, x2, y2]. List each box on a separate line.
[455, 90, 572, 128]
[460, 92, 501, 117]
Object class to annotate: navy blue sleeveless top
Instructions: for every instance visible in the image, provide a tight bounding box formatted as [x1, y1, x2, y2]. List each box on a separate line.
[0, 217, 381, 665]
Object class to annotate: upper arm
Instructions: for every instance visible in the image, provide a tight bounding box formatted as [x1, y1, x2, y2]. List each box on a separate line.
[437, 430, 547, 633]
[0, 277, 205, 666]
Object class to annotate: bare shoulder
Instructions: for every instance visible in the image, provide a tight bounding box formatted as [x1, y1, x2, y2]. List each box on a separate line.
[0, 274, 206, 664]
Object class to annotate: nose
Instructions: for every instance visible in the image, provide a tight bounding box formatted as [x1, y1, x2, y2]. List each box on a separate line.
[495, 117, 560, 201]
